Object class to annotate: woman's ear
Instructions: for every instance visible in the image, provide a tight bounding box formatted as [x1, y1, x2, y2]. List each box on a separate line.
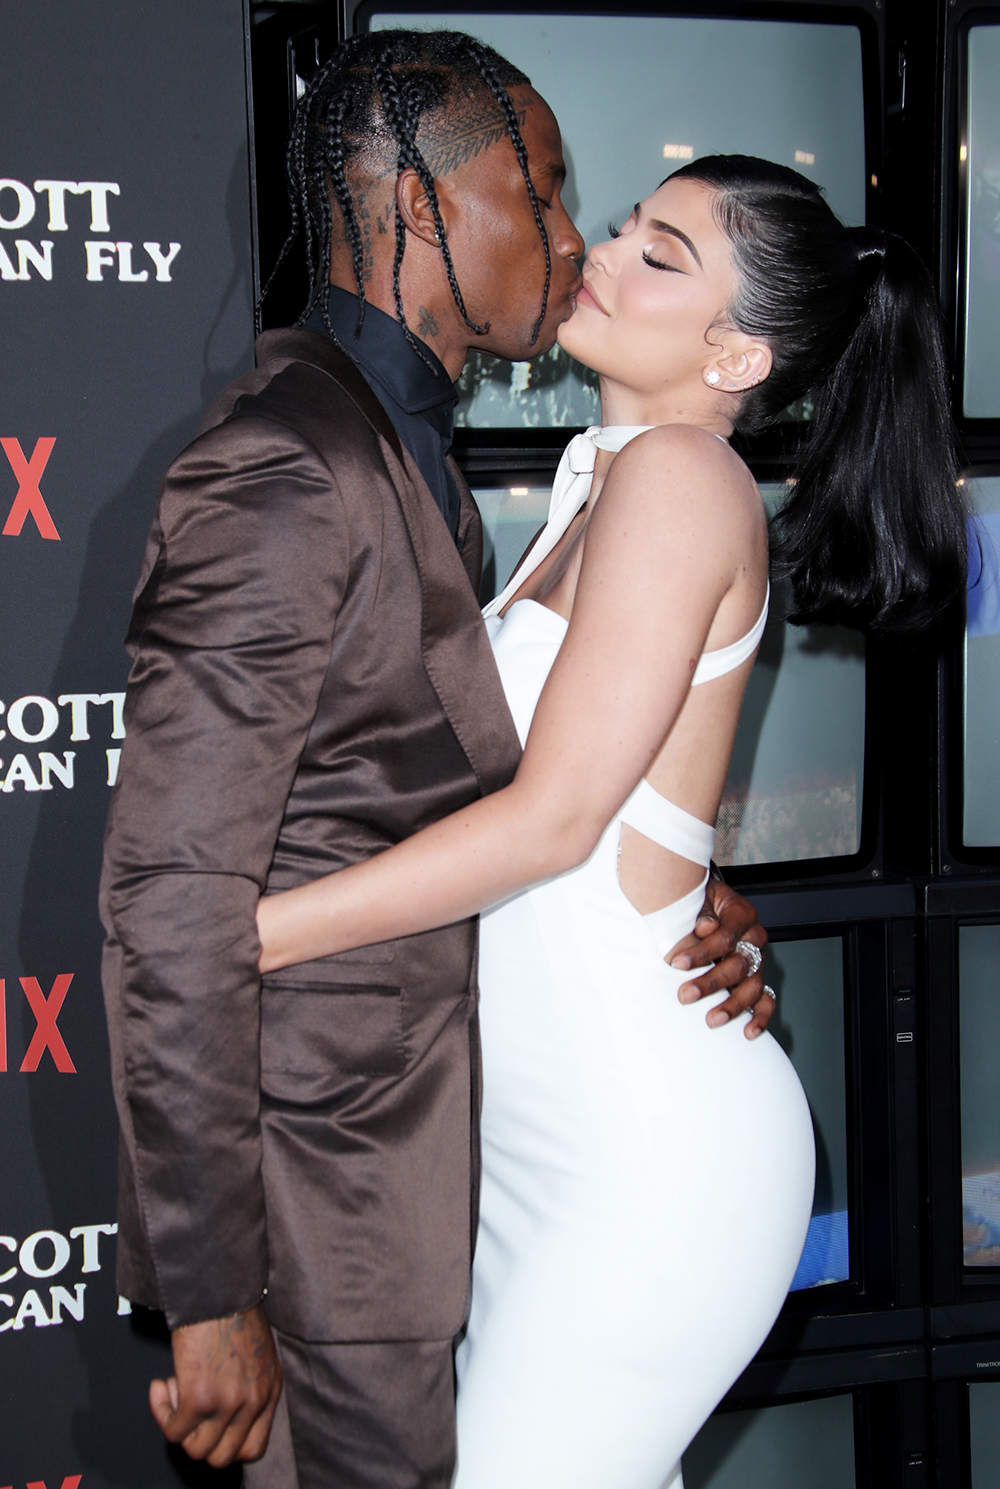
[711, 338, 773, 392]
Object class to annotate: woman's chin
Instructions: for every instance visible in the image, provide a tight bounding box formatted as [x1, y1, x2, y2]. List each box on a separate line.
[556, 317, 590, 365]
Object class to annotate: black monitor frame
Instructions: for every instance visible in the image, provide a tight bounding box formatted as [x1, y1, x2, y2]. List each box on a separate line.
[738, 907, 926, 1358]
[931, 1351, 1000, 1489]
[712, 1372, 929, 1486]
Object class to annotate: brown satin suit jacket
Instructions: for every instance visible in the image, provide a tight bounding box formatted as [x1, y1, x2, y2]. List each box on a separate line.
[100, 328, 522, 1341]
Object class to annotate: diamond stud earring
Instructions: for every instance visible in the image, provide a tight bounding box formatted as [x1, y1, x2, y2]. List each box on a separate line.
[704, 369, 721, 386]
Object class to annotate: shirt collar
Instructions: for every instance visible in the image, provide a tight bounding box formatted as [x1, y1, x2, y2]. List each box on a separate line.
[310, 286, 458, 420]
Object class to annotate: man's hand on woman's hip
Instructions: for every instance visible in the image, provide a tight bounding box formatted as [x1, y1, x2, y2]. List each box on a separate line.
[666, 877, 772, 1039]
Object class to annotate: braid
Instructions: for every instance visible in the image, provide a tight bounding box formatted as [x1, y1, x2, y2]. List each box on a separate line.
[258, 29, 550, 350]
[373, 51, 489, 360]
[318, 87, 362, 329]
[464, 39, 551, 345]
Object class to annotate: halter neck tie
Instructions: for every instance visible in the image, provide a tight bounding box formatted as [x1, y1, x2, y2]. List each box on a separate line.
[482, 425, 653, 618]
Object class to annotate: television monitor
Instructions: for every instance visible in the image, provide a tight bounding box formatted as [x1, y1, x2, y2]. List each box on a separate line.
[960, 923, 1000, 1270]
[970, 1380, 1000, 1486]
[367, 4, 873, 434]
[960, 21, 1000, 423]
[682, 1391, 856, 1487]
[766, 935, 850, 1292]
[477, 482, 867, 872]
[926, 902, 1000, 1312]
[964, 473, 1000, 850]
[931, 1361, 1000, 1489]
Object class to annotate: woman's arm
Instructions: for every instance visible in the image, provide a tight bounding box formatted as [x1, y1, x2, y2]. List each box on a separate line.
[258, 426, 764, 973]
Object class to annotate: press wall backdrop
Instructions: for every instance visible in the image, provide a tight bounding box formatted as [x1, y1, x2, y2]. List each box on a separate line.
[0, 3, 256, 1483]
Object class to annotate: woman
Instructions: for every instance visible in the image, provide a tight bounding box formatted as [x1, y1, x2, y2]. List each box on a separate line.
[258, 157, 965, 1487]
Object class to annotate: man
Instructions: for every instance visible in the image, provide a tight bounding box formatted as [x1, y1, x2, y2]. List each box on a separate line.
[100, 30, 769, 1489]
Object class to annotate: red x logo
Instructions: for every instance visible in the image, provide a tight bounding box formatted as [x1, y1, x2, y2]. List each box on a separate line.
[19, 974, 76, 1073]
[22, 1480, 83, 1489]
[1, 437, 60, 540]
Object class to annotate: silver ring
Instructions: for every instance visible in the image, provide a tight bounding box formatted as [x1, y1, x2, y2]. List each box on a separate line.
[763, 985, 776, 1003]
[735, 940, 763, 978]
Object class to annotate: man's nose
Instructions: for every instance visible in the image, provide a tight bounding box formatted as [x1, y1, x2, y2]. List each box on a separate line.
[554, 209, 585, 261]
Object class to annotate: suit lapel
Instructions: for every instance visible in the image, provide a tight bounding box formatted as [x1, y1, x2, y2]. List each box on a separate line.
[380, 436, 522, 796]
[261, 329, 522, 795]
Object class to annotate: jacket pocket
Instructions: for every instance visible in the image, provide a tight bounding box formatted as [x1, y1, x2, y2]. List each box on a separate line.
[261, 983, 404, 1079]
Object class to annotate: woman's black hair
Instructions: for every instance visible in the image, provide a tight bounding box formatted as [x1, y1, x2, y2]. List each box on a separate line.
[261, 29, 551, 365]
[670, 154, 968, 634]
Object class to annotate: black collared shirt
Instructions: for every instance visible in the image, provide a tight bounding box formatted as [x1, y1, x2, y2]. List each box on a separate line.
[305, 289, 461, 538]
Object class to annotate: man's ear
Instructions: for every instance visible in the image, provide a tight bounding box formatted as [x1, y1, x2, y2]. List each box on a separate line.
[396, 167, 444, 246]
[709, 336, 773, 392]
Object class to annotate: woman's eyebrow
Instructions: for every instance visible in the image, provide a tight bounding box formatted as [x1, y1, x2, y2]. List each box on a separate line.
[633, 201, 703, 269]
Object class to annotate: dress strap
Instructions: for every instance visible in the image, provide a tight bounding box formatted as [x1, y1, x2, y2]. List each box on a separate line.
[618, 777, 716, 868]
[691, 586, 769, 686]
[482, 426, 653, 619]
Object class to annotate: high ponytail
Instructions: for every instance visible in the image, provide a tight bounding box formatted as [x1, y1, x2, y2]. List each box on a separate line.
[671, 155, 968, 634]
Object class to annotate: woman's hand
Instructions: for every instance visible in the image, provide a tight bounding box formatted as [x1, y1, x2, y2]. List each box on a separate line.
[666, 879, 772, 1038]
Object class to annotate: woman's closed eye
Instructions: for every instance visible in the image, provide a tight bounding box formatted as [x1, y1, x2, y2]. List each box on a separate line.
[641, 251, 681, 273]
[607, 220, 682, 272]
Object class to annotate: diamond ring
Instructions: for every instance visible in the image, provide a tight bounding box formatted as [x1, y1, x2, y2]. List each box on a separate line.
[735, 940, 763, 978]
[763, 985, 776, 1002]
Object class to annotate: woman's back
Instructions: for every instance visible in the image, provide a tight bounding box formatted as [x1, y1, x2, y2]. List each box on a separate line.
[497, 421, 768, 917]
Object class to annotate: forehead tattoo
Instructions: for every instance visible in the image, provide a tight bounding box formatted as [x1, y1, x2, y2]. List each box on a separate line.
[419, 97, 529, 180]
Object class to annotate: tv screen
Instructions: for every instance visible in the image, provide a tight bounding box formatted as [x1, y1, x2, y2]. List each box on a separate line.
[767, 936, 850, 1292]
[960, 923, 1000, 1268]
[962, 24, 1000, 420]
[682, 1391, 855, 1487]
[477, 483, 865, 869]
[971, 1381, 1000, 1486]
[370, 7, 867, 430]
[965, 475, 1000, 847]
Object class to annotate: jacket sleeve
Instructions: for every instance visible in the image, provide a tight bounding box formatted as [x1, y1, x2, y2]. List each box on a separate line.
[100, 412, 350, 1328]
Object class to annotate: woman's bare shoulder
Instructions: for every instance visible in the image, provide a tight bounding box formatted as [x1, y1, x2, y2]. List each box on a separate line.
[603, 422, 760, 529]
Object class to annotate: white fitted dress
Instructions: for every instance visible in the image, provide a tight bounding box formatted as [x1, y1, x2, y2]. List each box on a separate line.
[453, 430, 815, 1489]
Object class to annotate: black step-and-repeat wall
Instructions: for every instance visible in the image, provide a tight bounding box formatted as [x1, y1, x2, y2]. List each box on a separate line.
[1, 3, 255, 1483]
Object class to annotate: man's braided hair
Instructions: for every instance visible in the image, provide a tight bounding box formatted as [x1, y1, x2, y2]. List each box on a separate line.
[263, 29, 551, 365]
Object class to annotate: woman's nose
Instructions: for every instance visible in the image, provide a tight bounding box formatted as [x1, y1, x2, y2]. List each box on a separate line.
[587, 237, 615, 273]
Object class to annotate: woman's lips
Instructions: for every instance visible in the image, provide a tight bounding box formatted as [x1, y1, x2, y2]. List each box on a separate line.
[577, 281, 609, 315]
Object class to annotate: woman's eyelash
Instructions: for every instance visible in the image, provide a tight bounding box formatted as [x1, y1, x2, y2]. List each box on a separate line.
[608, 221, 677, 271]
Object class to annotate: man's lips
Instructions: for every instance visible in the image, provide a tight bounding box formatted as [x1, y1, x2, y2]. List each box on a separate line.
[561, 273, 584, 311]
[576, 280, 609, 315]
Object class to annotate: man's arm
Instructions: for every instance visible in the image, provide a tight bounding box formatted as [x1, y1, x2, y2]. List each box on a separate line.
[148, 1305, 282, 1467]
[102, 416, 350, 1457]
